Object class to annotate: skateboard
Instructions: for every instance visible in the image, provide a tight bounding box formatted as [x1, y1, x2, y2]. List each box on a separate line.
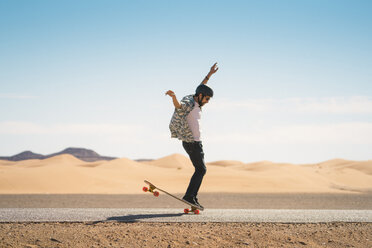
[142, 180, 203, 214]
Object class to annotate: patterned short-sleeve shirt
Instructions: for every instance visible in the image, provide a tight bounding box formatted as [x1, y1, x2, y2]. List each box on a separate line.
[169, 94, 196, 142]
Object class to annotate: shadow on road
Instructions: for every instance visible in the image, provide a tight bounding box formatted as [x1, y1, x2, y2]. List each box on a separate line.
[84, 213, 185, 224]
[108, 213, 184, 222]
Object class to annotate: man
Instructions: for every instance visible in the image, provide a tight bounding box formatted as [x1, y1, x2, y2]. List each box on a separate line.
[165, 63, 219, 209]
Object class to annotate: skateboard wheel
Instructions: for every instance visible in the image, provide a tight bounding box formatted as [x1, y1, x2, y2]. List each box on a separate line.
[194, 209, 200, 214]
[184, 208, 190, 214]
[142, 187, 148, 192]
[153, 191, 160, 197]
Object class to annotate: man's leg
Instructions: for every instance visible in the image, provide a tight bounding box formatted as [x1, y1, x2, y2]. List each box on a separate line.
[182, 141, 206, 200]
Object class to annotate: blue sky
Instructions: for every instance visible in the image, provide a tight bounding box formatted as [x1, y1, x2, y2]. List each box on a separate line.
[1, 0, 371, 163]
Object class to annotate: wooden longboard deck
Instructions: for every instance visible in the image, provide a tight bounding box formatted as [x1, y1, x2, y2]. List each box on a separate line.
[144, 180, 203, 211]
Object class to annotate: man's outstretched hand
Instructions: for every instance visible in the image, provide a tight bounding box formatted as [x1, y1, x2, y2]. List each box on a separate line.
[202, 62, 219, 85]
[209, 62, 219, 75]
[165, 90, 175, 97]
[165, 90, 181, 109]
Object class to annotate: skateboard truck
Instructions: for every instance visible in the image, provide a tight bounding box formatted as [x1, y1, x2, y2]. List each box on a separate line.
[184, 207, 200, 215]
[142, 185, 160, 197]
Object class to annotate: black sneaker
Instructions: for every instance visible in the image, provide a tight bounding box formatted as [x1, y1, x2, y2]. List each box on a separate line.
[194, 197, 204, 210]
[182, 195, 198, 206]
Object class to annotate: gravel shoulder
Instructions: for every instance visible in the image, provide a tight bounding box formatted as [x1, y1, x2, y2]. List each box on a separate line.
[1, 222, 371, 248]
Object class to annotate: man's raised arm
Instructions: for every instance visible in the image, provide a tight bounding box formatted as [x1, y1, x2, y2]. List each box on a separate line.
[201, 62, 219, 85]
[165, 90, 181, 109]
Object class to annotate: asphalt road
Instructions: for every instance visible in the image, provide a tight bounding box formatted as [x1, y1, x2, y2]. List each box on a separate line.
[1, 208, 371, 223]
[2, 193, 372, 209]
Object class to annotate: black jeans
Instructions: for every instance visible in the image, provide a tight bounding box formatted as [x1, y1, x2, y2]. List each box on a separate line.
[182, 141, 207, 198]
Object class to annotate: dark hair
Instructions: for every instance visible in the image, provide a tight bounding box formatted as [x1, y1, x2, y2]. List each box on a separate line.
[195, 84, 213, 98]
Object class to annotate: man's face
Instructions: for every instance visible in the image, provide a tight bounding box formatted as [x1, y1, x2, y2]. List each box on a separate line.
[198, 94, 211, 106]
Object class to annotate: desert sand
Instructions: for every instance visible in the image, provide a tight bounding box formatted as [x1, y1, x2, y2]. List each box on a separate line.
[0, 154, 371, 194]
[1, 155, 372, 247]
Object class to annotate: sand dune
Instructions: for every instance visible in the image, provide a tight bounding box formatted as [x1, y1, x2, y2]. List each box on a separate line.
[0, 154, 371, 194]
[348, 160, 372, 175]
[207, 160, 245, 167]
[301, 159, 372, 191]
[141, 153, 193, 169]
[315, 159, 372, 175]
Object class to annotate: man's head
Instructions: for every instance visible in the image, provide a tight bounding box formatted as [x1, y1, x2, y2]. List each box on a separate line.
[195, 84, 213, 107]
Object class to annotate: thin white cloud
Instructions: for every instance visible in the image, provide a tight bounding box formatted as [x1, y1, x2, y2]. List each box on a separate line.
[0, 122, 143, 136]
[0, 94, 37, 99]
[209, 96, 372, 114]
[208, 122, 372, 145]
